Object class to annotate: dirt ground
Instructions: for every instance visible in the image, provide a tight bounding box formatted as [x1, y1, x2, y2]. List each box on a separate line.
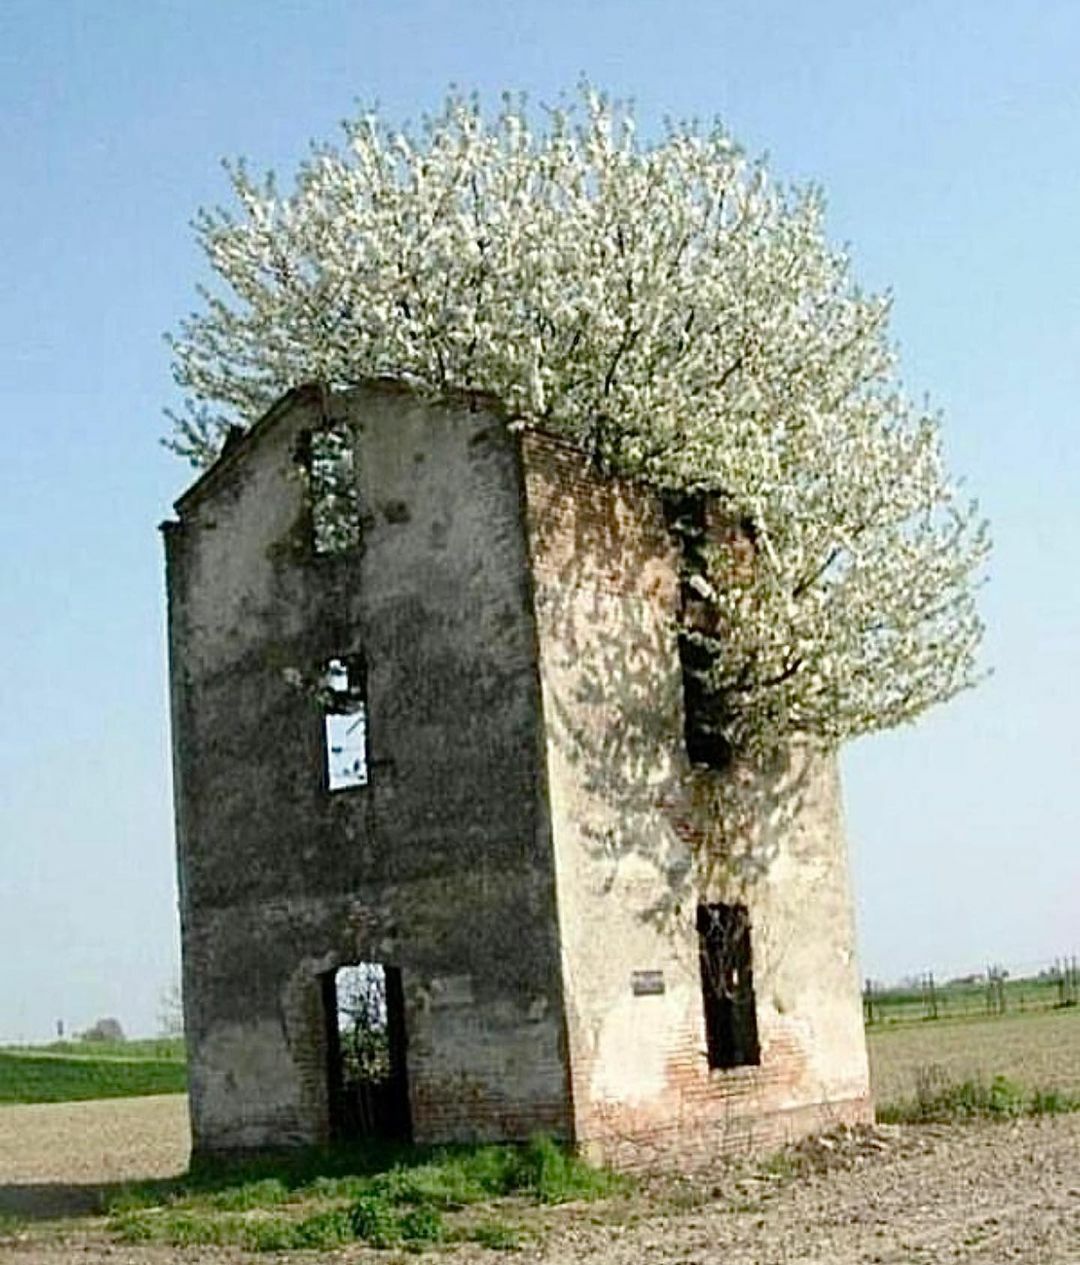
[0, 1095, 189, 1218]
[1, 1096, 1078, 1264]
[867, 1006, 1080, 1104]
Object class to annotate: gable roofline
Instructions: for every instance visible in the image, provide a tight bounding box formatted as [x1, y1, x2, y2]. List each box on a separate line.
[169, 378, 522, 519]
[172, 383, 327, 517]
[165, 376, 687, 527]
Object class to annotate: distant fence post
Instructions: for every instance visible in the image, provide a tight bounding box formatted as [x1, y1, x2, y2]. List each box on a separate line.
[866, 957, 1076, 1027]
[985, 964, 1007, 1015]
[1058, 957, 1079, 1008]
[923, 971, 939, 1020]
[863, 978, 877, 1026]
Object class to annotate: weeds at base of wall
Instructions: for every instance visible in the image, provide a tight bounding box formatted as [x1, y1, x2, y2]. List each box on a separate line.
[94, 1087, 1080, 1253]
[877, 1067, 1080, 1125]
[108, 1134, 622, 1251]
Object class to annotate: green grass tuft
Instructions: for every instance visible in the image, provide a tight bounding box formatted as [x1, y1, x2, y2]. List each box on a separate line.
[1029, 1086, 1074, 1114]
[343, 1194, 446, 1248]
[396, 1204, 446, 1244]
[278, 1207, 357, 1251]
[108, 1134, 624, 1252]
[349, 1192, 405, 1248]
[509, 1132, 626, 1203]
[0, 1213, 25, 1239]
[878, 1068, 1080, 1123]
[469, 1218, 524, 1249]
[202, 1177, 291, 1211]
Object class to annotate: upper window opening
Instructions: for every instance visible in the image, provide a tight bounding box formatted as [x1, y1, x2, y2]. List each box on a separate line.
[679, 633, 733, 769]
[306, 425, 361, 555]
[697, 902, 761, 1069]
[323, 654, 367, 791]
[667, 492, 738, 772]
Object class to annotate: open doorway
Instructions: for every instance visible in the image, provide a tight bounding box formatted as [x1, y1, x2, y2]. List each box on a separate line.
[321, 962, 412, 1142]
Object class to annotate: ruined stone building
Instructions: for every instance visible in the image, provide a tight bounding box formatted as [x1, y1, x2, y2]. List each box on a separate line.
[163, 381, 872, 1167]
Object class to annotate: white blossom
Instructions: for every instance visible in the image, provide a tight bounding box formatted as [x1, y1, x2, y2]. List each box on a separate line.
[167, 86, 989, 761]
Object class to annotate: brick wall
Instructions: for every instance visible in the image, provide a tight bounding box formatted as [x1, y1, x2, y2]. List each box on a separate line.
[521, 429, 872, 1169]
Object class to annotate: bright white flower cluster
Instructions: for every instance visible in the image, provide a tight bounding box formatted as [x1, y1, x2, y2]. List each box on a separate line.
[168, 87, 989, 758]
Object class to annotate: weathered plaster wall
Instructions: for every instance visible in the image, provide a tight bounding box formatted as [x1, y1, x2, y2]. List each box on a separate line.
[520, 430, 872, 1169]
[166, 383, 871, 1164]
[165, 386, 569, 1153]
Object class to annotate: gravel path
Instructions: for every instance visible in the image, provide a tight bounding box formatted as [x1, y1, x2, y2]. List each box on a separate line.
[0, 1098, 1078, 1263]
[517, 1117, 1080, 1265]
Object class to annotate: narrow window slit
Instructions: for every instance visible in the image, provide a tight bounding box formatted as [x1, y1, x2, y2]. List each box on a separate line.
[679, 633, 732, 768]
[697, 902, 761, 1069]
[302, 424, 362, 555]
[667, 492, 733, 770]
[323, 654, 368, 790]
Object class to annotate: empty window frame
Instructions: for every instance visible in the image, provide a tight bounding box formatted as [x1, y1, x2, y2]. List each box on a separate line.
[323, 655, 368, 791]
[697, 902, 761, 1069]
[305, 425, 362, 555]
[668, 494, 763, 773]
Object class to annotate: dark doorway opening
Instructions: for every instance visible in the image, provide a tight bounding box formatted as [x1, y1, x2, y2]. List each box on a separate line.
[697, 902, 761, 1070]
[321, 963, 412, 1142]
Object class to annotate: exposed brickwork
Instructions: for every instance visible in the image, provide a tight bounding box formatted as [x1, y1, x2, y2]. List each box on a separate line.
[519, 430, 678, 606]
[583, 1095, 874, 1172]
[520, 423, 871, 1169]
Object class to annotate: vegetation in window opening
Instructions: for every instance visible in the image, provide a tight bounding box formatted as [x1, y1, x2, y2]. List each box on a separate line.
[166, 84, 990, 824]
[337, 965, 391, 1085]
[305, 424, 361, 555]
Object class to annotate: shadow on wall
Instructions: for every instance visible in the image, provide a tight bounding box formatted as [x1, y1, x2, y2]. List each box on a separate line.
[523, 435, 819, 935]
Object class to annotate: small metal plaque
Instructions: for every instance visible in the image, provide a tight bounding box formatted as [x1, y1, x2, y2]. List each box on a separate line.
[631, 969, 666, 996]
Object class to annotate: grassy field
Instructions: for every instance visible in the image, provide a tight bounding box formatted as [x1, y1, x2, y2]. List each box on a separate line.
[25, 1037, 185, 1061]
[0, 1038, 186, 1104]
[868, 1004, 1080, 1107]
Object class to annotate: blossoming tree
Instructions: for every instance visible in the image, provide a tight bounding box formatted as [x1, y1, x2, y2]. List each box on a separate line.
[167, 88, 989, 777]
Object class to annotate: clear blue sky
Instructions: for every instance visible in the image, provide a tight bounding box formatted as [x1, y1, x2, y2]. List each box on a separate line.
[1, 1, 1077, 1039]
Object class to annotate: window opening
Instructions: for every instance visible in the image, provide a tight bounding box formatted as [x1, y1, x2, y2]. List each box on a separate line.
[323, 655, 368, 791]
[321, 962, 411, 1141]
[305, 425, 361, 555]
[679, 633, 733, 769]
[666, 494, 732, 770]
[697, 902, 761, 1069]
[667, 494, 761, 772]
